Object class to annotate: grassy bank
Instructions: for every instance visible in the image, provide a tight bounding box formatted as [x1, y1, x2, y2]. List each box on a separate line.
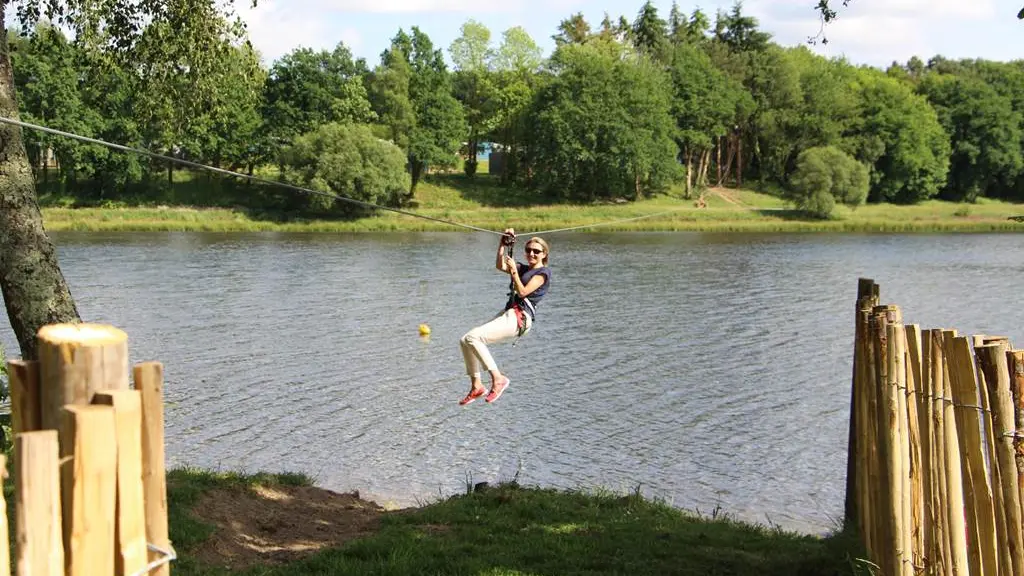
[167, 468, 865, 576]
[37, 173, 1024, 233]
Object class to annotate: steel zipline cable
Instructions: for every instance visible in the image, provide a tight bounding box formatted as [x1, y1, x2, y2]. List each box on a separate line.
[0, 115, 683, 237]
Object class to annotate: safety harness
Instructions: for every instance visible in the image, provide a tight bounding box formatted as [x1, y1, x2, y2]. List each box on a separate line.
[502, 231, 533, 345]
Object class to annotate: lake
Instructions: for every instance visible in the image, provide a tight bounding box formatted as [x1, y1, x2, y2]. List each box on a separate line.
[1, 230, 1021, 535]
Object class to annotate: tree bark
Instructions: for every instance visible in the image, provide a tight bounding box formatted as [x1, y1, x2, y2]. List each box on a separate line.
[0, 9, 81, 360]
[698, 149, 710, 188]
[716, 136, 722, 186]
[684, 148, 693, 199]
[410, 158, 424, 192]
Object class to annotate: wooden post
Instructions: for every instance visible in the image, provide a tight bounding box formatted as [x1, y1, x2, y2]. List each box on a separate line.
[974, 341, 1012, 576]
[60, 405, 117, 576]
[0, 455, 9, 576]
[946, 334, 998, 576]
[846, 278, 877, 534]
[866, 306, 887, 564]
[93, 391, 148, 576]
[977, 343, 1024, 576]
[903, 325, 926, 571]
[871, 305, 900, 575]
[886, 322, 912, 576]
[135, 362, 171, 575]
[37, 323, 129, 432]
[15, 431, 63, 576]
[7, 360, 41, 481]
[1010, 351, 1024, 532]
[7, 360, 41, 435]
[918, 329, 937, 574]
[936, 330, 968, 576]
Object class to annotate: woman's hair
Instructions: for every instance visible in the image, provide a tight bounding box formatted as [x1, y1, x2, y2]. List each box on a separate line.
[527, 237, 550, 266]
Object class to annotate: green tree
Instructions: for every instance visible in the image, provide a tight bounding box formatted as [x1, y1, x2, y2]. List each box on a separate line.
[491, 26, 542, 182]
[193, 42, 267, 181]
[631, 1, 670, 63]
[262, 43, 374, 150]
[368, 44, 415, 152]
[552, 12, 592, 46]
[714, 2, 771, 53]
[381, 27, 464, 192]
[0, 0, 258, 358]
[526, 41, 680, 201]
[753, 48, 859, 184]
[788, 146, 869, 218]
[449, 20, 497, 176]
[848, 69, 950, 203]
[918, 73, 1022, 202]
[281, 122, 410, 215]
[669, 42, 751, 196]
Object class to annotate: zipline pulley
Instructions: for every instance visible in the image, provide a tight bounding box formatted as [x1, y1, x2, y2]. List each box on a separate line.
[502, 230, 516, 260]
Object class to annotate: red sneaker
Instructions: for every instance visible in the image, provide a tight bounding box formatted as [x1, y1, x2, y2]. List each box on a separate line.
[485, 378, 510, 403]
[459, 388, 486, 406]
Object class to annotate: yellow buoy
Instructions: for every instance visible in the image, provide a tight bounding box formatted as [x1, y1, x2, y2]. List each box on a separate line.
[418, 324, 431, 336]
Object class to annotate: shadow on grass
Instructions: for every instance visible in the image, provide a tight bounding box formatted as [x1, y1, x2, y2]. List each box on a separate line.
[420, 173, 542, 208]
[755, 208, 826, 222]
[169, 471, 864, 576]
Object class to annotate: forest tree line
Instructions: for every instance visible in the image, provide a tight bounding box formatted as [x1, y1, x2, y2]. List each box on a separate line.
[9, 1, 1024, 218]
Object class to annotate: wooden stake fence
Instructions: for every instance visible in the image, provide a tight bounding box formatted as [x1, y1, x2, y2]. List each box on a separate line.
[5, 323, 172, 576]
[847, 280, 1024, 575]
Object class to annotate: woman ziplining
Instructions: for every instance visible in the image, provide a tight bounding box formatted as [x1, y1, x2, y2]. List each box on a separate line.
[0, 115, 691, 402]
[458, 229, 551, 405]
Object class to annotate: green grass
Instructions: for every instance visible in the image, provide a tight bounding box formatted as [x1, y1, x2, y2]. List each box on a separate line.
[165, 469, 866, 576]
[35, 171, 1024, 233]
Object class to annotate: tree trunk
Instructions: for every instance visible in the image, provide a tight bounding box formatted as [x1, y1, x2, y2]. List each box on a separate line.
[410, 157, 424, 192]
[737, 134, 743, 187]
[720, 139, 736, 187]
[0, 10, 80, 360]
[698, 149, 710, 188]
[684, 148, 693, 199]
[716, 136, 722, 186]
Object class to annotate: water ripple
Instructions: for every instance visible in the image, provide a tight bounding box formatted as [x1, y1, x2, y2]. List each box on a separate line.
[2, 231, 1023, 534]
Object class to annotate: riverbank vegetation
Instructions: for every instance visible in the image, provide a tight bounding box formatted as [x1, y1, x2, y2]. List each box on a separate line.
[37, 171, 1024, 233]
[166, 468, 864, 575]
[8, 1, 1024, 223]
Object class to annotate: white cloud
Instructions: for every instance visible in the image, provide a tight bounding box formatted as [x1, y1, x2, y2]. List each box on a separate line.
[237, 2, 342, 64]
[748, 0, 998, 66]
[245, 0, 520, 13]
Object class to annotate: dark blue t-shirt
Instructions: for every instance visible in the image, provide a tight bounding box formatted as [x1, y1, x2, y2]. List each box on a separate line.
[506, 263, 551, 318]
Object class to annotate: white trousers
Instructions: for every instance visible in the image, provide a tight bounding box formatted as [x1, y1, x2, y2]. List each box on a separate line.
[460, 308, 531, 377]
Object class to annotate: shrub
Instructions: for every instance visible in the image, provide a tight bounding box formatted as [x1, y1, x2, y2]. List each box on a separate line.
[281, 122, 412, 215]
[788, 146, 869, 218]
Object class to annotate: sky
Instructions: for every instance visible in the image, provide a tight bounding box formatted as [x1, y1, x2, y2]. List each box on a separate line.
[234, 0, 1022, 70]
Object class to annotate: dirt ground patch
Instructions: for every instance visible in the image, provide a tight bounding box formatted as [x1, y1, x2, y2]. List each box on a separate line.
[188, 484, 387, 570]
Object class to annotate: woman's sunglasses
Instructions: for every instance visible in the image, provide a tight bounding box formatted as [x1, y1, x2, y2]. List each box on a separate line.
[525, 247, 544, 255]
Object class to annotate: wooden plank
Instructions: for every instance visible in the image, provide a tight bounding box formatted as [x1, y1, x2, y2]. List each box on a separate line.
[61, 405, 117, 576]
[935, 330, 967, 576]
[0, 455, 9, 576]
[977, 343, 1024, 576]
[15, 431, 63, 576]
[7, 360, 40, 484]
[903, 325, 926, 571]
[134, 361, 171, 575]
[946, 334, 998, 576]
[37, 323, 129, 431]
[846, 278, 877, 531]
[7, 360, 41, 435]
[94, 391, 148, 576]
[887, 323, 912, 576]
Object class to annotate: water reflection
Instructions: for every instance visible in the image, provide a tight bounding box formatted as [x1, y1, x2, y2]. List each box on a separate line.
[1, 230, 1021, 534]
